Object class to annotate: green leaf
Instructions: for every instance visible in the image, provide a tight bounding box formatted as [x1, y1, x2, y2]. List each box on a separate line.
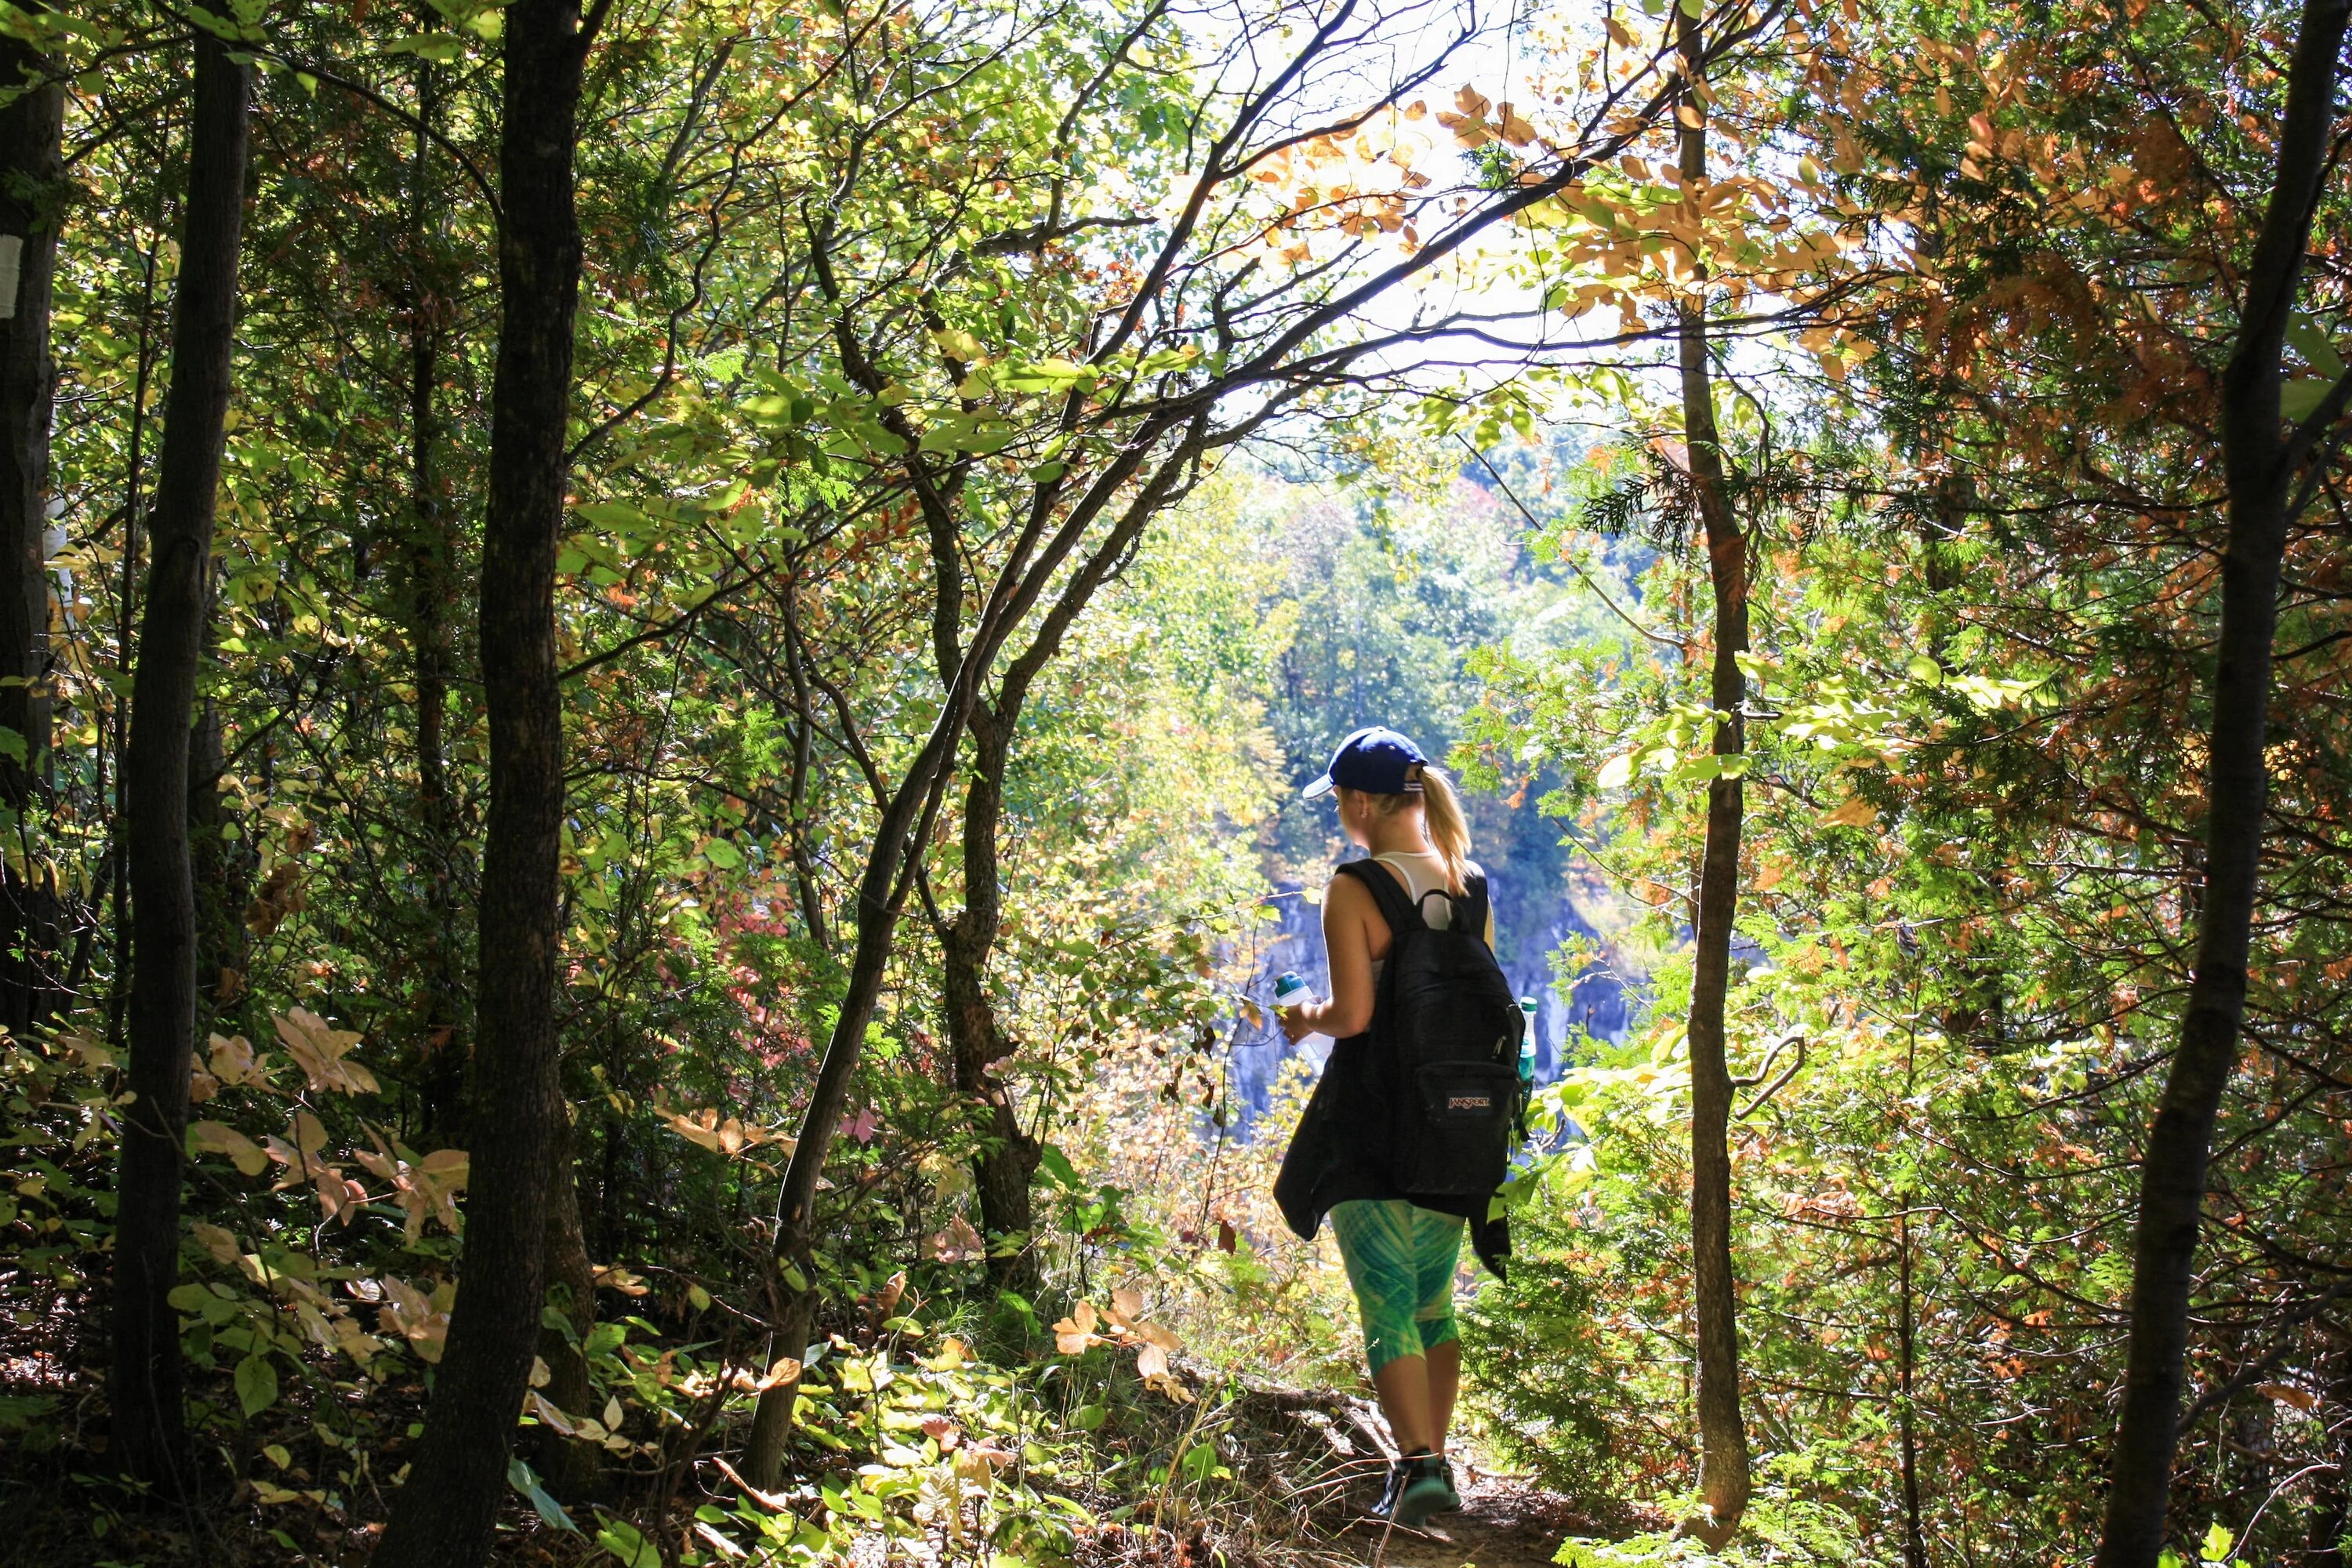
[596, 1515, 659, 1566]
[383, 31, 466, 62]
[1595, 752, 1636, 789]
[930, 327, 985, 361]
[2285, 310, 2347, 379]
[2283, 376, 2333, 423]
[2201, 1522, 2235, 1563]
[996, 357, 1095, 394]
[575, 500, 649, 530]
[234, 1352, 278, 1417]
[1036, 1142, 1082, 1189]
[1905, 653, 1944, 686]
[701, 837, 744, 869]
[510, 1457, 580, 1533]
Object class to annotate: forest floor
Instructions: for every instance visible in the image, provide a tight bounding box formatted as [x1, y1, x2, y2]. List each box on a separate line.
[1332, 1461, 1634, 1568]
[1240, 1389, 1650, 1568]
[1336, 1476, 1628, 1568]
[2, 1320, 1645, 1568]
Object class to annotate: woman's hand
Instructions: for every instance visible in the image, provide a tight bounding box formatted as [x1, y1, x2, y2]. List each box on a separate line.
[1279, 1004, 1319, 1044]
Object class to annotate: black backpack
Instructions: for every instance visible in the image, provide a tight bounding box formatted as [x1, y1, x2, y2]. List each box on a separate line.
[1341, 859, 1526, 1199]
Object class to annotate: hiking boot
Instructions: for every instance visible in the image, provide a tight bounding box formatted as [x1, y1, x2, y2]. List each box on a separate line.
[1428, 1454, 1464, 1514]
[1373, 1455, 1410, 1520]
[1374, 1457, 1449, 1523]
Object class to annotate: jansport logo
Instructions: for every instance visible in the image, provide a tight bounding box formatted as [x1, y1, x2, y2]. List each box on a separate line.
[1447, 1094, 1494, 1111]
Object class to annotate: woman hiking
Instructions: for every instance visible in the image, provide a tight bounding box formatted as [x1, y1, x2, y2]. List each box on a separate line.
[1273, 725, 1519, 1530]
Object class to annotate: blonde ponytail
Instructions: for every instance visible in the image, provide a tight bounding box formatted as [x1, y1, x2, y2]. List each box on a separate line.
[1415, 764, 1472, 896]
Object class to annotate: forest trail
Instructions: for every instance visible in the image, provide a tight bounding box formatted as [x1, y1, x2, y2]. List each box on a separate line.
[1335, 1462, 1633, 1568]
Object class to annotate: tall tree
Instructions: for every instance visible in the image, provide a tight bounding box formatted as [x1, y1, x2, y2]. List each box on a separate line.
[110, 23, 250, 1490]
[372, 0, 603, 1559]
[2096, 1, 2352, 1559]
[400, 45, 466, 1138]
[1670, 3, 1753, 1547]
[939, 702, 1043, 1296]
[0, 5, 61, 1032]
[936, 445, 1207, 1297]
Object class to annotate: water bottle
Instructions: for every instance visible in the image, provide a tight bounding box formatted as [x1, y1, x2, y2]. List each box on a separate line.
[1517, 996, 1539, 1085]
[1272, 971, 1313, 1011]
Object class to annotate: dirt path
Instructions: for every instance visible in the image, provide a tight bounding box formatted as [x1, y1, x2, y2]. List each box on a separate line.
[1335, 1461, 1636, 1568]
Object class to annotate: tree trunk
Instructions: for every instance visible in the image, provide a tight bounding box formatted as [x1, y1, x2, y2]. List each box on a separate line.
[1672, 8, 1751, 1548]
[930, 456, 1193, 1308]
[942, 704, 1040, 1297]
[0, 11, 63, 1032]
[402, 52, 465, 1139]
[739, 305, 1196, 1490]
[110, 28, 249, 1494]
[189, 678, 250, 1017]
[742, 806, 949, 1486]
[372, 2, 590, 1561]
[104, 239, 159, 1055]
[1897, 1207, 1926, 1568]
[532, 1105, 604, 1497]
[2095, 2, 2351, 1561]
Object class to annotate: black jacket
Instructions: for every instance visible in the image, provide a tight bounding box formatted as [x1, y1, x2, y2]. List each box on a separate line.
[1272, 858, 1511, 1277]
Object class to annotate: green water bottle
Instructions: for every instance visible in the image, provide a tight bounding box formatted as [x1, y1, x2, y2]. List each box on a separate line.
[1517, 996, 1539, 1085]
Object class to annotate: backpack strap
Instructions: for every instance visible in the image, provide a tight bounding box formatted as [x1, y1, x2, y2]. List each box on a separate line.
[1461, 871, 1492, 946]
[1334, 857, 1424, 935]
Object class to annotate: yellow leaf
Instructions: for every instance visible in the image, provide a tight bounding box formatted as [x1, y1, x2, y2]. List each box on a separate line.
[928, 327, 985, 364]
[2259, 1382, 2320, 1412]
[209, 1032, 264, 1087]
[190, 1120, 270, 1178]
[292, 1109, 328, 1156]
[528, 1390, 575, 1434]
[274, 1009, 376, 1095]
[1820, 796, 1878, 828]
[379, 1276, 452, 1363]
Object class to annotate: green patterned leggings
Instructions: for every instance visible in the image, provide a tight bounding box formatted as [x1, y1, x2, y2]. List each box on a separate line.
[1328, 1200, 1465, 1374]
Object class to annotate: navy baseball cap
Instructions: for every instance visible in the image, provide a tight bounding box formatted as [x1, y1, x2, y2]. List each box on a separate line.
[1302, 726, 1428, 798]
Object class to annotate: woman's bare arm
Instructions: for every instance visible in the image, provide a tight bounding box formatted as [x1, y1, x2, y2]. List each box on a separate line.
[1282, 874, 1377, 1041]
